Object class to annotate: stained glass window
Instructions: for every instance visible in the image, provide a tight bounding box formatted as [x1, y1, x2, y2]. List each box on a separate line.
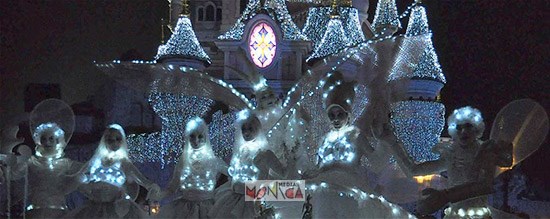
[249, 22, 277, 68]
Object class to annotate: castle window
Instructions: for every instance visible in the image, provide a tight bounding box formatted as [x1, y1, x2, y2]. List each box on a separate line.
[205, 4, 215, 21]
[216, 7, 222, 21]
[248, 22, 277, 68]
[197, 7, 204, 21]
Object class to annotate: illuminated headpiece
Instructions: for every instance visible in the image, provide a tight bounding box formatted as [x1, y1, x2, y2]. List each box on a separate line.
[447, 106, 485, 138]
[33, 122, 65, 145]
[322, 71, 356, 113]
[33, 122, 66, 158]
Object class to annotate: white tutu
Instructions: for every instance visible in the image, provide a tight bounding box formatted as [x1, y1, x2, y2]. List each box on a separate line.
[66, 182, 147, 219]
[67, 199, 146, 219]
[158, 190, 214, 218]
[209, 182, 258, 218]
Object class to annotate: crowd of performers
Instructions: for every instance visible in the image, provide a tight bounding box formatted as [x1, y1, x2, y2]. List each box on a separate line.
[0, 71, 543, 218]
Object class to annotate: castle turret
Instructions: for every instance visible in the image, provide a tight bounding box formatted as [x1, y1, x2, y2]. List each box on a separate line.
[389, 5, 446, 163]
[372, 0, 401, 37]
[156, 1, 212, 70]
[306, 1, 352, 62]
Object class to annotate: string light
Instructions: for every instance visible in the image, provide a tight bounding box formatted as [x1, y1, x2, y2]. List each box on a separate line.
[303, 182, 415, 218]
[302, 7, 365, 49]
[372, 0, 401, 32]
[156, 15, 211, 65]
[390, 100, 445, 163]
[218, 0, 307, 41]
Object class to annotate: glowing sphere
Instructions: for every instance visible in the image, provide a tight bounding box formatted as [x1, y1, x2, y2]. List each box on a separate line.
[249, 22, 277, 68]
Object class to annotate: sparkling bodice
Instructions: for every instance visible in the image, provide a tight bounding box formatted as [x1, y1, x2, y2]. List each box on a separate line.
[228, 155, 259, 183]
[179, 165, 216, 192]
[85, 159, 126, 187]
[317, 127, 358, 168]
[228, 141, 264, 183]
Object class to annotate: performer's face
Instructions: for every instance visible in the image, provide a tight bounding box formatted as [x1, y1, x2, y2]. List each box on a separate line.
[189, 130, 206, 149]
[241, 119, 260, 141]
[105, 129, 123, 151]
[327, 105, 349, 130]
[455, 123, 478, 146]
[38, 129, 63, 157]
[40, 129, 59, 148]
[257, 90, 279, 110]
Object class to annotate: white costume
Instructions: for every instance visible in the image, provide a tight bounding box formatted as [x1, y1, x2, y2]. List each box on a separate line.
[158, 117, 227, 218]
[209, 110, 269, 218]
[304, 72, 415, 219]
[68, 124, 160, 218]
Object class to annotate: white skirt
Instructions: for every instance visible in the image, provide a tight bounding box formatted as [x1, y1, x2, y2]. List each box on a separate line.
[209, 181, 258, 219]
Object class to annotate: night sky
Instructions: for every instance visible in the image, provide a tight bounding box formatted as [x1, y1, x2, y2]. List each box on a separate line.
[1, 1, 549, 180]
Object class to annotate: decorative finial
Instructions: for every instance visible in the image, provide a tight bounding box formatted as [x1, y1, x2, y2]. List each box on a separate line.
[330, 0, 339, 18]
[342, 0, 353, 7]
[181, 0, 190, 16]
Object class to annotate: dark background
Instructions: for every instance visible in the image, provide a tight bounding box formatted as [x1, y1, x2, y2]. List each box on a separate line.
[1, 0, 548, 188]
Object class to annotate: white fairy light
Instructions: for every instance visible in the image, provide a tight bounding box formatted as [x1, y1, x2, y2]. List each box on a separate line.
[218, 0, 306, 41]
[155, 15, 211, 64]
[390, 100, 445, 162]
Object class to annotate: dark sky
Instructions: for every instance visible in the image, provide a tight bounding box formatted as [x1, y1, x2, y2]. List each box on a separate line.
[1, 1, 549, 178]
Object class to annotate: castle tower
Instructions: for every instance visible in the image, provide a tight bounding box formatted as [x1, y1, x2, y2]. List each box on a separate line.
[215, 0, 311, 95]
[372, 0, 400, 37]
[302, 0, 368, 77]
[389, 5, 447, 163]
[147, 2, 215, 166]
[156, 5, 212, 70]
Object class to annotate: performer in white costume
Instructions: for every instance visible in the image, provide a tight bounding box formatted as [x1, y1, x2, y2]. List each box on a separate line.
[1, 99, 82, 218]
[158, 117, 228, 218]
[209, 110, 269, 218]
[302, 72, 414, 219]
[68, 124, 160, 218]
[388, 106, 518, 218]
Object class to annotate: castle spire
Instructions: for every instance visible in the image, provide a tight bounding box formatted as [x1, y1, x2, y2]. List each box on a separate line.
[181, 0, 190, 16]
[405, 5, 430, 36]
[372, 0, 401, 36]
[156, 9, 211, 67]
[330, 0, 339, 18]
[306, 12, 350, 62]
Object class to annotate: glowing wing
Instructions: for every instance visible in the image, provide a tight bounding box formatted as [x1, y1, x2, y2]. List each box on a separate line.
[209, 110, 236, 163]
[95, 62, 254, 111]
[29, 99, 75, 144]
[491, 99, 549, 175]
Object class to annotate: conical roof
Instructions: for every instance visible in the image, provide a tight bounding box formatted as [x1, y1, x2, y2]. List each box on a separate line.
[302, 6, 365, 49]
[372, 0, 401, 32]
[387, 5, 446, 84]
[307, 17, 350, 61]
[405, 6, 430, 36]
[412, 43, 446, 83]
[218, 0, 307, 41]
[156, 15, 211, 65]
